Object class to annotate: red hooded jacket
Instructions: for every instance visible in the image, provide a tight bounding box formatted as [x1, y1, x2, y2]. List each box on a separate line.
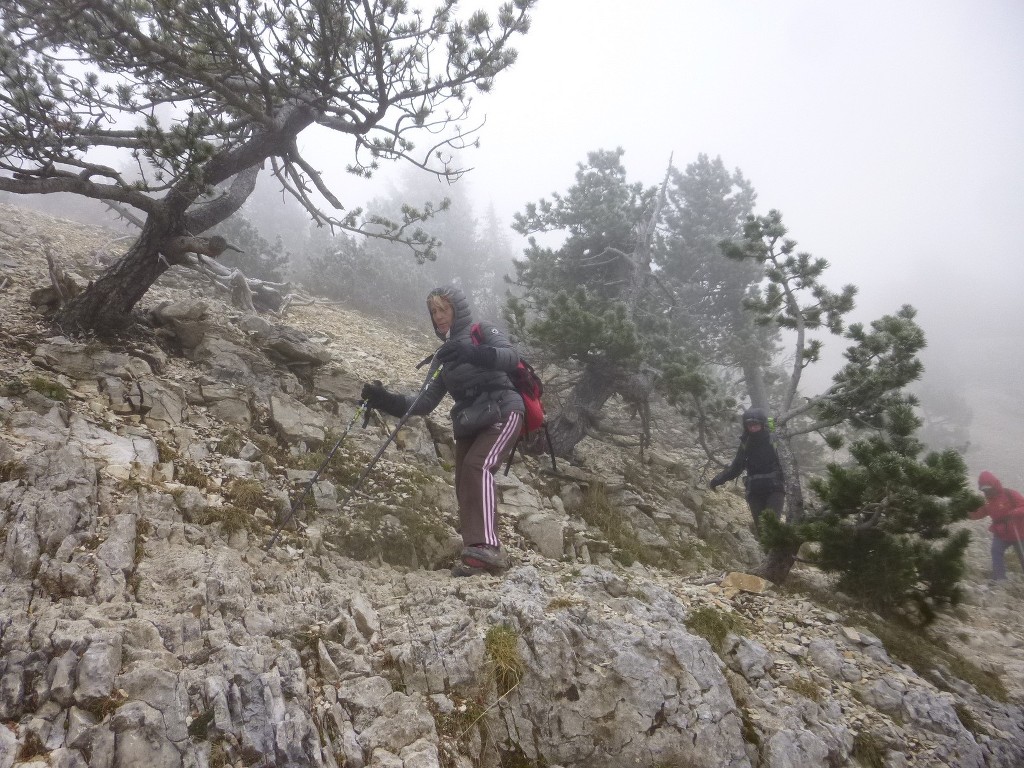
[969, 471, 1024, 542]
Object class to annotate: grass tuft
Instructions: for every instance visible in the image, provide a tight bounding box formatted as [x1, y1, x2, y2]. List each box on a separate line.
[685, 605, 746, 652]
[177, 463, 208, 489]
[484, 624, 524, 696]
[851, 731, 887, 768]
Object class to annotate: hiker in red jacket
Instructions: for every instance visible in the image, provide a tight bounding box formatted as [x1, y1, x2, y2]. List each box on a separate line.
[969, 471, 1024, 581]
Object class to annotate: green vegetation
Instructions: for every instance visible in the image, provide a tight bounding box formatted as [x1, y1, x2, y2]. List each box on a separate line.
[0, 377, 27, 396]
[199, 504, 252, 536]
[545, 596, 578, 611]
[4, 0, 534, 332]
[29, 375, 69, 401]
[330, 499, 450, 566]
[484, 625, 524, 696]
[431, 692, 493, 768]
[954, 703, 982, 736]
[216, 429, 243, 457]
[79, 689, 128, 721]
[224, 478, 268, 513]
[0, 459, 25, 482]
[785, 676, 823, 703]
[685, 605, 746, 652]
[803, 402, 977, 622]
[780, 573, 1006, 702]
[1, 375, 69, 401]
[156, 438, 178, 463]
[187, 708, 216, 738]
[574, 481, 690, 570]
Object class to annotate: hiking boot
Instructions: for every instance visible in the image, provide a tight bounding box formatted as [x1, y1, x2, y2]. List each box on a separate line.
[460, 544, 509, 575]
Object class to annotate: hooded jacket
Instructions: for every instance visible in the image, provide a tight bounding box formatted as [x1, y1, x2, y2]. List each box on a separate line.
[402, 285, 524, 437]
[969, 471, 1024, 542]
[710, 408, 785, 493]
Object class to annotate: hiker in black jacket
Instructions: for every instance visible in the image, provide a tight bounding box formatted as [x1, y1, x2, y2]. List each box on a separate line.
[360, 285, 524, 577]
[708, 407, 786, 536]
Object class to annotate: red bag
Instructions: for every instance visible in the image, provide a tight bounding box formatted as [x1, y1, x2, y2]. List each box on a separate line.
[470, 323, 546, 436]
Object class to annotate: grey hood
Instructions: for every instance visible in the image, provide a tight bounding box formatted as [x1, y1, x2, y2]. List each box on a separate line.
[427, 285, 473, 341]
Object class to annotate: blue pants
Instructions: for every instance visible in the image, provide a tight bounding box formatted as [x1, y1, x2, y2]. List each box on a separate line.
[991, 535, 1024, 580]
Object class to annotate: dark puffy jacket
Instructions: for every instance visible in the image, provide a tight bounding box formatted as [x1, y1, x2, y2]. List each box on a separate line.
[401, 285, 524, 437]
[969, 471, 1024, 542]
[710, 408, 784, 494]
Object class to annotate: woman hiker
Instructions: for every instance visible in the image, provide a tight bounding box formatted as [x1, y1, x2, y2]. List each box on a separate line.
[970, 471, 1024, 582]
[360, 285, 524, 577]
[707, 407, 786, 536]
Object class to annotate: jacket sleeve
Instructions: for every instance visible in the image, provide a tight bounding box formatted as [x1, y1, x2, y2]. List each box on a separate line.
[405, 374, 448, 417]
[475, 322, 520, 372]
[711, 443, 747, 486]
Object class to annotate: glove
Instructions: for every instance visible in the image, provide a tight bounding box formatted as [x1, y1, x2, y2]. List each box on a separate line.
[360, 381, 406, 416]
[435, 341, 497, 369]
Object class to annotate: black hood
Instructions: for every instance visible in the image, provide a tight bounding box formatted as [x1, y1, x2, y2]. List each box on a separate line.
[426, 285, 474, 340]
[743, 407, 768, 428]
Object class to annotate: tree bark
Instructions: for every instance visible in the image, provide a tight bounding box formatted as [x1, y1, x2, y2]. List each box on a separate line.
[757, 538, 802, 585]
[753, 426, 805, 584]
[773, 428, 805, 523]
[537, 362, 619, 458]
[743, 359, 769, 412]
[55, 216, 179, 334]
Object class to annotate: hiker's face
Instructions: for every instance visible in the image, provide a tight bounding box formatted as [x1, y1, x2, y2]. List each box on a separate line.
[430, 298, 454, 335]
[746, 422, 763, 432]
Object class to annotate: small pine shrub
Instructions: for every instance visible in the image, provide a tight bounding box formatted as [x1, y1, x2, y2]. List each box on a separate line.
[804, 402, 978, 622]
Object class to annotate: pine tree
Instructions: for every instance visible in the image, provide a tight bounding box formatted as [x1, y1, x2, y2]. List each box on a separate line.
[508, 149, 765, 459]
[506, 148, 665, 456]
[0, 0, 535, 332]
[655, 155, 774, 463]
[722, 210, 934, 583]
[802, 400, 979, 621]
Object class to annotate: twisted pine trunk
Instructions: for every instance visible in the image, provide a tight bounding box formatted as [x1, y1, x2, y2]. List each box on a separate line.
[55, 217, 180, 335]
[756, 426, 805, 584]
[535, 362, 619, 459]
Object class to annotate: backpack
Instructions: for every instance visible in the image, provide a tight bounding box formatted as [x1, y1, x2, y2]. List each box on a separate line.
[471, 323, 544, 434]
[470, 323, 556, 473]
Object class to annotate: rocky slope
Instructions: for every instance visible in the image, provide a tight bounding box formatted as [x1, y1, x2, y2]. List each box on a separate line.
[0, 202, 1022, 768]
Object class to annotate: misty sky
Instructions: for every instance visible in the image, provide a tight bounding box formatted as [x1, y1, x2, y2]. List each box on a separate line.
[309, 0, 1023, 481]
[470, 1, 1023, 338]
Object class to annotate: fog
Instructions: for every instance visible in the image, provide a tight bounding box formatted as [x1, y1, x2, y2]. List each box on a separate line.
[8, 1, 1023, 486]
[410, 0, 1024, 487]
[306, 1, 1022, 484]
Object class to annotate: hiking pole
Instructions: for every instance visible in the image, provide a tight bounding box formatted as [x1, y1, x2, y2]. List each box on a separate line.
[502, 423, 558, 476]
[338, 356, 443, 510]
[264, 400, 368, 551]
